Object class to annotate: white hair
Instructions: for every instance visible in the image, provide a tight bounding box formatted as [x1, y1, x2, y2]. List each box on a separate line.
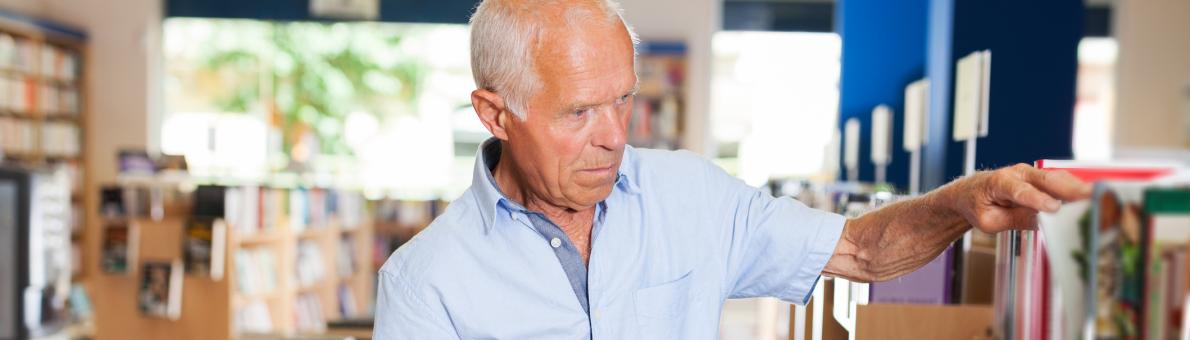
[469, 0, 640, 119]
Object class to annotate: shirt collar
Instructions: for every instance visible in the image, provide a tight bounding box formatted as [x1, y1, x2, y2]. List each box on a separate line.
[470, 137, 640, 233]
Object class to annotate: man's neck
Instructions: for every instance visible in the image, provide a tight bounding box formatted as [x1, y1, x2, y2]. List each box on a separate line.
[492, 149, 596, 263]
[492, 152, 594, 225]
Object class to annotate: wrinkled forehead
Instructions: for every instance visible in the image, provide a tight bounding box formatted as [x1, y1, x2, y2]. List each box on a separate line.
[531, 10, 636, 86]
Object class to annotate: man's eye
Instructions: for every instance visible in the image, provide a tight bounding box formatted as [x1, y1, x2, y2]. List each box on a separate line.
[615, 94, 630, 105]
[574, 108, 592, 116]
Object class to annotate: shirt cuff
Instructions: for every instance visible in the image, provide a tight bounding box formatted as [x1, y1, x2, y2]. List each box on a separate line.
[786, 211, 846, 305]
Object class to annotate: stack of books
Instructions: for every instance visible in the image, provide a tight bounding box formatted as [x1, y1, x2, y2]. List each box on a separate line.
[994, 160, 1188, 340]
[233, 247, 278, 295]
[234, 301, 273, 334]
[295, 240, 326, 288]
[294, 293, 326, 332]
[223, 186, 366, 235]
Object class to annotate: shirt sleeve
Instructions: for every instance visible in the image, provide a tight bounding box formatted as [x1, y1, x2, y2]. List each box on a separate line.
[374, 270, 459, 339]
[700, 159, 846, 305]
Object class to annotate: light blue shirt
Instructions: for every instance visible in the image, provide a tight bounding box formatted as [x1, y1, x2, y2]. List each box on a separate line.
[375, 139, 846, 339]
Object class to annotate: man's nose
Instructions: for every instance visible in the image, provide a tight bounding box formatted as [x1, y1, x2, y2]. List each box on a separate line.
[591, 105, 627, 151]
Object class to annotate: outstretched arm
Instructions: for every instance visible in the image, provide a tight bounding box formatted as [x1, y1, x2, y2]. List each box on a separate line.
[823, 164, 1092, 282]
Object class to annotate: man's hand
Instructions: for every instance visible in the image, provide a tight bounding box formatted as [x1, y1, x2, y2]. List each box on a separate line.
[824, 163, 1093, 283]
[931, 163, 1093, 233]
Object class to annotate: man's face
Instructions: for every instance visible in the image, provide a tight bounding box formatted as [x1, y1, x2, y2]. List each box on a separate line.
[501, 17, 637, 210]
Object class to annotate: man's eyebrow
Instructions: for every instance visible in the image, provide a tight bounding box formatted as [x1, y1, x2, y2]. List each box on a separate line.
[563, 84, 641, 113]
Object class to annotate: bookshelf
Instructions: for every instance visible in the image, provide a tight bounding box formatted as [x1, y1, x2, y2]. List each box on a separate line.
[91, 185, 373, 340]
[630, 41, 687, 150]
[0, 11, 88, 283]
[790, 281, 993, 340]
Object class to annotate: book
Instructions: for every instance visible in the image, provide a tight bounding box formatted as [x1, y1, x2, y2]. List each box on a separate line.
[192, 185, 227, 218]
[223, 186, 260, 234]
[234, 247, 278, 295]
[1087, 182, 1147, 339]
[336, 190, 367, 230]
[68, 284, 92, 321]
[289, 188, 308, 232]
[100, 221, 137, 274]
[70, 242, 81, 277]
[1035, 159, 1177, 182]
[869, 246, 954, 304]
[117, 149, 156, 177]
[992, 160, 1185, 340]
[122, 186, 153, 219]
[337, 235, 356, 279]
[295, 293, 326, 332]
[182, 216, 226, 280]
[99, 186, 125, 218]
[261, 188, 285, 232]
[138, 260, 183, 319]
[295, 240, 326, 288]
[338, 284, 358, 317]
[1141, 188, 1190, 339]
[308, 188, 326, 227]
[235, 301, 273, 334]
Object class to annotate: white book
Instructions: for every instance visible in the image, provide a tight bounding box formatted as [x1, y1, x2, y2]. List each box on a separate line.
[903, 79, 930, 152]
[870, 105, 892, 166]
[952, 51, 985, 142]
[843, 118, 860, 177]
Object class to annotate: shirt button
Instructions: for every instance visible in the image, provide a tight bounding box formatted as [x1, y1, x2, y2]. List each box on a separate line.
[593, 310, 603, 320]
[550, 237, 562, 248]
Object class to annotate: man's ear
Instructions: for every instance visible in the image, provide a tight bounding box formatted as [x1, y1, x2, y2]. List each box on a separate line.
[472, 89, 511, 140]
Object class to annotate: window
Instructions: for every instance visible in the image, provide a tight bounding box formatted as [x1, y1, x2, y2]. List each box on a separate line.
[162, 19, 480, 199]
[711, 31, 842, 186]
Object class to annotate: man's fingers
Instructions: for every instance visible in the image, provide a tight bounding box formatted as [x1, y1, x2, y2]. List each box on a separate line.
[998, 173, 1061, 213]
[974, 206, 1040, 232]
[1019, 166, 1093, 202]
[1004, 178, 1061, 212]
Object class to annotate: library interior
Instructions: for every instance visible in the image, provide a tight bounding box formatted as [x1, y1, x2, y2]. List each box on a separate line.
[0, 0, 1187, 339]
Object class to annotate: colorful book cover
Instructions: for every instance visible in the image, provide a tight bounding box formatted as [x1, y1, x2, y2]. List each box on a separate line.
[1088, 183, 1146, 339]
[182, 216, 226, 280]
[1141, 188, 1190, 339]
[100, 221, 137, 274]
[1030, 160, 1176, 340]
[138, 260, 182, 319]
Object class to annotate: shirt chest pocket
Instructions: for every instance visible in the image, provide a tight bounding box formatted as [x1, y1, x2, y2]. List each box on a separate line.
[633, 270, 693, 338]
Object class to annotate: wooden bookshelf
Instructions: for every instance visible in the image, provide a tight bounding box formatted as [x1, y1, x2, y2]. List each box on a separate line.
[629, 41, 687, 150]
[0, 10, 88, 284]
[91, 187, 374, 340]
[790, 279, 994, 340]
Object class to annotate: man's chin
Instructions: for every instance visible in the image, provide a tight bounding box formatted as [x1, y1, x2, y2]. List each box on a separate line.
[566, 185, 615, 208]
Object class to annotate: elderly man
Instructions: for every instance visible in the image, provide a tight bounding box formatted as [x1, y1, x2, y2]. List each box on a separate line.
[374, 0, 1089, 338]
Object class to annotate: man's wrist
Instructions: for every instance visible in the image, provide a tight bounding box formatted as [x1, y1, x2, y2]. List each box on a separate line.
[920, 178, 974, 230]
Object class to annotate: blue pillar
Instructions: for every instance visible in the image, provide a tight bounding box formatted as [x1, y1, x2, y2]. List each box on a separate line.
[922, 0, 954, 190]
[836, 0, 929, 189]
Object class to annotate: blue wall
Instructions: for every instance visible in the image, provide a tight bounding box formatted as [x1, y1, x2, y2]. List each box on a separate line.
[836, 0, 930, 189]
[941, 0, 1082, 181]
[844, 0, 1082, 190]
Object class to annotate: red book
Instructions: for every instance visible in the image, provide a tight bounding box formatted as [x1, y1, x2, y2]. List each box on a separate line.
[1035, 159, 1176, 182]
